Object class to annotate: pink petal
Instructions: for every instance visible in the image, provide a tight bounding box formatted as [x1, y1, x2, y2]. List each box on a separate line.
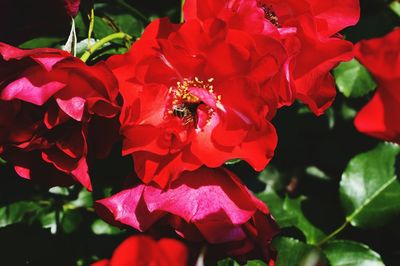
[1, 77, 65, 105]
[56, 97, 85, 121]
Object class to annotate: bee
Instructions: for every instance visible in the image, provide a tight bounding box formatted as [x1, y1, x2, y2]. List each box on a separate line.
[172, 102, 201, 126]
[259, 4, 280, 27]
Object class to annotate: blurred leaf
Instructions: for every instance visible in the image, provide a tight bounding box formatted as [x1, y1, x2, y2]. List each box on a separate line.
[340, 142, 400, 228]
[297, 106, 312, 115]
[0, 157, 6, 165]
[19, 37, 63, 49]
[102, 187, 114, 198]
[333, 59, 377, 98]
[257, 166, 287, 191]
[273, 237, 323, 266]
[244, 260, 267, 266]
[390, 1, 400, 17]
[91, 219, 124, 235]
[258, 189, 325, 244]
[70, 188, 93, 209]
[340, 103, 357, 121]
[61, 209, 83, 234]
[217, 258, 240, 266]
[323, 240, 384, 266]
[0, 201, 42, 228]
[225, 159, 242, 165]
[49, 187, 70, 196]
[305, 166, 331, 181]
[40, 211, 58, 234]
[326, 108, 335, 129]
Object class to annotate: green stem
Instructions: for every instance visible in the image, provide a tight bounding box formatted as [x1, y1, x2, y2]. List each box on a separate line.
[80, 32, 132, 62]
[180, 0, 185, 23]
[317, 220, 349, 247]
[87, 8, 95, 49]
[116, 0, 148, 22]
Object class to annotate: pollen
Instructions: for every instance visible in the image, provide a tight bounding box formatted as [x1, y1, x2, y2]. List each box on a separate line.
[258, 3, 281, 28]
[164, 77, 222, 128]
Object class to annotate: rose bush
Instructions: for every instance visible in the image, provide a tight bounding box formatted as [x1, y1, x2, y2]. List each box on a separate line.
[2, 1, 398, 266]
[0, 43, 120, 190]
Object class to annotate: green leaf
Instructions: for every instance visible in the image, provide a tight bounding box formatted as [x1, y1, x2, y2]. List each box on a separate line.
[305, 166, 332, 181]
[340, 142, 400, 228]
[91, 219, 124, 235]
[326, 107, 335, 129]
[0, 157, 6, 165]
[93, 16, 115, 39]
[323, 240, 384, 266]
[49, 187, 70, 196]
[340, 103, 357, 121]
[217, 258, 241, 266]
[111, 14, 144, 37]
[244, 260, 267, 266]
[258, 189, 325, 244]
[40, 211, 59, 234]
[333, 59, 376, 98]
[297, 106, 312, 115]
[70, 189, 93, 209]
[94, 2, 145, 38]
[257, 189, 297, 228]
[390, 1, 400, 17]
[61, 209, 83, 234]
[257, 166, 288, 191]
[0, 201, 42, 228]
[217, 258, 236, 266]
[19, 37, 64, 49]
[74, 12, 89, 39]
[273, 237, 324, 266]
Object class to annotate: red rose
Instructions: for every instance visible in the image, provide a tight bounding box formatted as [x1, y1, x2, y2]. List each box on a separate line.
[0, 43, 120, 190]
[106, 18, 286, 187]
[184, 0, 359, 115]
[91, 235, 188, 266]
[354, 28, 400, 143]
[95, 167, 278, 263]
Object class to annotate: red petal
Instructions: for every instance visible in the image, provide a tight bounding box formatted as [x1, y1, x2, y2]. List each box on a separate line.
[308, 0, 360, 37]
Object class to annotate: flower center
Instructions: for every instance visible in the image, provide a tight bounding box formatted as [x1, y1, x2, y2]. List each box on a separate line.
[166, 77, 221, 129]
[257, 2, 281, 27]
